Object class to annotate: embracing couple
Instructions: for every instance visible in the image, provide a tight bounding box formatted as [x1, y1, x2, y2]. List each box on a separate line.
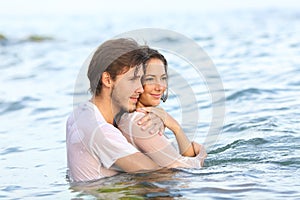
[66, 38, 207, 183]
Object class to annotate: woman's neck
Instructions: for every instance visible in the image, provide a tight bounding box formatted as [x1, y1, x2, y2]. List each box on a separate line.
[136, 101, 145, 109]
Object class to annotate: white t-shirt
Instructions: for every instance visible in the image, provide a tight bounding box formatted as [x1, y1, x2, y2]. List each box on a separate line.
[66, 101, 139, 182]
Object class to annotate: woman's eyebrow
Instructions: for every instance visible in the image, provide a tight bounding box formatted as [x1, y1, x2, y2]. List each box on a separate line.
[144, 74, 166, 77]
[144, 74, 156, 77]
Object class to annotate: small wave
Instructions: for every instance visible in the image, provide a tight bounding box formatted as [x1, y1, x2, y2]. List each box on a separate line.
[0, 147, 23, 156]
[190, 186, 269, 194]
[222, 122, 249, 133]
[10, 74, 36, 80]
[209, 139, 242, 154]
[0, 101, 26, 114]
[226, 88, 276, 101]
[0, 34, 55, 46]
[222, 116, 273, 133]
[2, 185, 22, 192]
[0, 96, 40, 114]
[210, 138, 269, 155]
[207, 138, 270, 167]
[193, 36, 213, 41]
[268, 159, 300, 167]
[288, 80, 300, 86]
[154, 36, 180, 43]
[289, 42, 300, 48]
[0, 33, 7, 41]
[31, 107, 56, 115]
[0, 39, 9, 46]
[205, 156, 265, 167]
[25, 35, 54, 42]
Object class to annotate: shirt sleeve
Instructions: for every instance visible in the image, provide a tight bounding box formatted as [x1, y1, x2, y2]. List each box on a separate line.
[90, 123, 139, 169]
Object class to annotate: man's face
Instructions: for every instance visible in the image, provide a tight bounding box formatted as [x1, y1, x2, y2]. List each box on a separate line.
[111, 66, 144, 113]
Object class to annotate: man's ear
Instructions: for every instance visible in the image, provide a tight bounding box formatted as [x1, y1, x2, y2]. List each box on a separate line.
[101, 72, 112, 87]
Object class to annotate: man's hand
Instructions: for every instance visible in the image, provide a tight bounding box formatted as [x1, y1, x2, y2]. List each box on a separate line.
[136, 110, 164, 135]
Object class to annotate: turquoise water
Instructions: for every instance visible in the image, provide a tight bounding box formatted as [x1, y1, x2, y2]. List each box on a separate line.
[1, 8, 300, 199]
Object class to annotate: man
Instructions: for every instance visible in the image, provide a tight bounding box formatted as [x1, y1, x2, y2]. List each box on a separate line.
[66, 38, 161, 182]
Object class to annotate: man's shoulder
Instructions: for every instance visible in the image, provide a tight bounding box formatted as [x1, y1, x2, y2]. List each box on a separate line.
[67, 101, 107, 128]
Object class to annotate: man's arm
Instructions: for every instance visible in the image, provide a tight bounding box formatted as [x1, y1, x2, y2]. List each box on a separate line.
[115, 152, 161, 173]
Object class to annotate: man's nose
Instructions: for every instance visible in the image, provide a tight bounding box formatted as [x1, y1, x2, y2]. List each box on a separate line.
[136, 81, 144, 94]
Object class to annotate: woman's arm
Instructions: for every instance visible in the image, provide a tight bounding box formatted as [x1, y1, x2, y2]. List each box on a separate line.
[118, 112, 206, 168]
[129, 132, 207, 168]
[136, 107, 195, 157]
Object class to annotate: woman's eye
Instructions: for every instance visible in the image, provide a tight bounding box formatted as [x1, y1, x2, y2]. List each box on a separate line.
[143, 77, 154, 83]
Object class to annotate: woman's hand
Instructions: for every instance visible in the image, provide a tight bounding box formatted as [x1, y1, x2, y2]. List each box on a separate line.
[191, 142, 207, 167]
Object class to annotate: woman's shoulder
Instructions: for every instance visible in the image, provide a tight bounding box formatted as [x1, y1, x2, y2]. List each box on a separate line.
[117, 111, 144, 130]
[120, 111, 145, 123]
[118, 111, 155, 138]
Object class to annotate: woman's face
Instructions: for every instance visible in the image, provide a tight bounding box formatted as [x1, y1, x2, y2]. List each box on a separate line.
[138, 58, 167, 107]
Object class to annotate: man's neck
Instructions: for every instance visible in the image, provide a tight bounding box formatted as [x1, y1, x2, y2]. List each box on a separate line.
[91, 95, 118, 124]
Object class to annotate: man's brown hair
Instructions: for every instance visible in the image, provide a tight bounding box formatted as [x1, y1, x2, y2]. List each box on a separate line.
[87, 38, 147, 95]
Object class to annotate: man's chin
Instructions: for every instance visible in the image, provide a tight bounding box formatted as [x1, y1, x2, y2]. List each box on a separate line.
[127, 105, 137, 113]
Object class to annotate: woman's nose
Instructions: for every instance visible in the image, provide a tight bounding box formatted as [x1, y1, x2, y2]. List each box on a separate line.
[154, 83, 165, 91]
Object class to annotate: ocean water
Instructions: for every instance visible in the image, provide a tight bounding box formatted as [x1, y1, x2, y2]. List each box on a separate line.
[1, 8, 300, 199]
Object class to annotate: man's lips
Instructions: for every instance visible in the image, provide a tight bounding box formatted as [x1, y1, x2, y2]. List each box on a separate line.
[130, 96, 139, 103]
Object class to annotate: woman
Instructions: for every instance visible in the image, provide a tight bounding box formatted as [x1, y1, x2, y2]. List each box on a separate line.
[116, 48, 207, 168]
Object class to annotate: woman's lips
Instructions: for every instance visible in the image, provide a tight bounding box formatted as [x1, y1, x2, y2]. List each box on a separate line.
[151, 94, 161, 99]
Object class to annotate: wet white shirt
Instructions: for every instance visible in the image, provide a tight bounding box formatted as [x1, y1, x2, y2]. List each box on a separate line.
[66, 101, 138, 182]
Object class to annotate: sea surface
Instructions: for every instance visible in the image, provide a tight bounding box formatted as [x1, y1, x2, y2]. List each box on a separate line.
[1, 8, 300, 199]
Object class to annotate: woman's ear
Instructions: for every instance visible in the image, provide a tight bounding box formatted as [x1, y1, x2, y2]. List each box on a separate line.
[101, 72, 112, 87]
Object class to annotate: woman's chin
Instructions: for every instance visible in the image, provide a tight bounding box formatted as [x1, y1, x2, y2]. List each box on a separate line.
[151, 100, 161, 106]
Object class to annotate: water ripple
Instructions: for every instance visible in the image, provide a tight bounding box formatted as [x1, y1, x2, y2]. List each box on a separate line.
[1, 8, 300, 200]
[226, 88, 276, 102]
[0, 96, 40, 114]
[0, 147, 23, 155]
[0, 101, 26, 114]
